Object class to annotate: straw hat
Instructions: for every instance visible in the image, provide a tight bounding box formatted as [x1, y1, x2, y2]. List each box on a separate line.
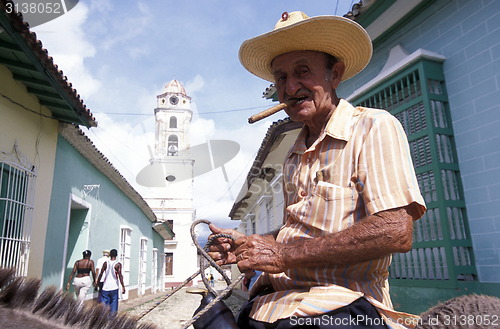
[239, 11, 372, 82]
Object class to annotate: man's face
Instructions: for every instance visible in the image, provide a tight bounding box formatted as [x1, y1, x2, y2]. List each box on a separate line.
[271, 51, 343, 123]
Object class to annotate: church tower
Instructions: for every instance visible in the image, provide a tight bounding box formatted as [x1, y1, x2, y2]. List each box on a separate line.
[154, 80, 192, 158]
[138, 80, 198, 288]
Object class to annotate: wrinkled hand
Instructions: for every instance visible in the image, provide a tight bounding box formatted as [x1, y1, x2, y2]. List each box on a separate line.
[207, 224, 246, 266]
[235, 234, 286, 274]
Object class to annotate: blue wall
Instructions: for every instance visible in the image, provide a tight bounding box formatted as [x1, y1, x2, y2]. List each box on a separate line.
[44, 135, 164, 290]
[338, 0, 500, 283]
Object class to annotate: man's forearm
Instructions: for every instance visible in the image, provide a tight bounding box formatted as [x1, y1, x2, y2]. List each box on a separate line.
[118, 274, 125, 289]
[280, 204, 417, 269]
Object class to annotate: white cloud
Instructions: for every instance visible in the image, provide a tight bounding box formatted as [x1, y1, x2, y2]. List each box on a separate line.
[100, 3, 153, 52]
[89, 0, 113, 13]
[30, 1, 305, 242]
[186, 75, 206, 95]
[32, 2, 101, 98]
[129, 47, 150, 60]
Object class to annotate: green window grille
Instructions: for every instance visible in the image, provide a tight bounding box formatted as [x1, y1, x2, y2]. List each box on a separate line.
[351, 58, 476, 288]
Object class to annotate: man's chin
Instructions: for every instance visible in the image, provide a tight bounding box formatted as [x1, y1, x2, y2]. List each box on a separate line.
[288, 111, 312, 122]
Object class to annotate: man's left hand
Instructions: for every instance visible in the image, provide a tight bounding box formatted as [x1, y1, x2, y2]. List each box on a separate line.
[235, 234, 285, 273]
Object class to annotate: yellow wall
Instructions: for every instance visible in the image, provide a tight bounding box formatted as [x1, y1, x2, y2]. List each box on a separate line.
[0, 65, 59, 279]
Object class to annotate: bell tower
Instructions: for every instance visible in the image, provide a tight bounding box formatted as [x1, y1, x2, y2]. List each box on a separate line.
[154, 80, 192, 157]
[139, 79, 198, 288]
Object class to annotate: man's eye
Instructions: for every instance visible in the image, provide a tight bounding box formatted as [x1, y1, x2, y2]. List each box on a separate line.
[298, 68, 309, 75]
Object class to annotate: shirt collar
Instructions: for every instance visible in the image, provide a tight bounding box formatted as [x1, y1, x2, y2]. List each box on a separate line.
[288, 99, 355, 156]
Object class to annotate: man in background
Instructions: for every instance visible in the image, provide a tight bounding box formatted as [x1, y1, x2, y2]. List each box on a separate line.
[96, 249, 126, 314]
[94, 249, 109, 302]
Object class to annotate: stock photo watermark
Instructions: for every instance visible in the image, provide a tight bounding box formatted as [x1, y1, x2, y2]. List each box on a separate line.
[3, 0, 79, 28]
[289, 313, 499, 327]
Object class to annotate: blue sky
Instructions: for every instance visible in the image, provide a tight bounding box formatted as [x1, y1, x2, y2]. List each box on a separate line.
[32, 0, 356, 232]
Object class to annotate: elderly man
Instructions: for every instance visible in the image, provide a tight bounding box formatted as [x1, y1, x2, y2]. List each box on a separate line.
[205, 11, 426, 329]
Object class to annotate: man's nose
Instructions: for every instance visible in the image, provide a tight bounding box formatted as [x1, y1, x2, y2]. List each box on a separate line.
[285, 76, 302, 96]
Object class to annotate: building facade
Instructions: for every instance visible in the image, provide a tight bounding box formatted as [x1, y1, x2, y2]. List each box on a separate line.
[137, 80, 199, 287]
[45, 124, 167, 300]
[0, 1, 95, 279]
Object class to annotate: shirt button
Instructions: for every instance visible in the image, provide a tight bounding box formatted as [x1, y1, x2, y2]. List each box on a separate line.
[300, 190, 307, 197]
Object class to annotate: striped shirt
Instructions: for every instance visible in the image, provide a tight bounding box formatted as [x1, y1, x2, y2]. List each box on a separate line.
[249, 99, 426, 328]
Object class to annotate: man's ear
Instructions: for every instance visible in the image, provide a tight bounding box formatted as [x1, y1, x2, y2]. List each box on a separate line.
[330, 62, 345, 89]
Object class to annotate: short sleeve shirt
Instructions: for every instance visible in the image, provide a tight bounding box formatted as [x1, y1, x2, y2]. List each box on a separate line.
[249, 99, 426, 328]
[96, 256, 109, 282]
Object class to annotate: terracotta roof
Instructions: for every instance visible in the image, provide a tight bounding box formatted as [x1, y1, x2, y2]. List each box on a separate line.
[0, 0, 96, 127]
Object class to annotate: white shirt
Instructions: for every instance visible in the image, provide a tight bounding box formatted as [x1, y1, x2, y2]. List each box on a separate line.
[96, 256, 109, 283]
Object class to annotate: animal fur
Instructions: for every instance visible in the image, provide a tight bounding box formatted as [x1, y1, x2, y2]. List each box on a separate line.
[0, 268, 158, 329]
[2, 267, 500, 329]
[416, 294, 500, 329]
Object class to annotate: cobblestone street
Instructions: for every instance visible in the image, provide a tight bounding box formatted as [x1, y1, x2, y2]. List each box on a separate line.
[119, 281, 247, 329]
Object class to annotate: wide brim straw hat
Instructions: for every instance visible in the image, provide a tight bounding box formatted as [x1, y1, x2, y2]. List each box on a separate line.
[239, 11, 372, 82]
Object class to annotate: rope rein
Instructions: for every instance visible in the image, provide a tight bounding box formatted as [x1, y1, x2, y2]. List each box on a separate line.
[136, 219, 244, 329]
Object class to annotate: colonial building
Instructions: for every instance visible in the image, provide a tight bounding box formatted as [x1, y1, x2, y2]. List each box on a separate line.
[137, 80, 199, 287]
[0, 1, 96, 279]
[1, 1, 167, 303]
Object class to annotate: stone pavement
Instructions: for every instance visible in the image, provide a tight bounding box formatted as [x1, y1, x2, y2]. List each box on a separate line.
[118, 281, 248, 329]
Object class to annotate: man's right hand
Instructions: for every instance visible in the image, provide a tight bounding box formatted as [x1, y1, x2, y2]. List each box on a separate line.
[207, 224, 246, 266]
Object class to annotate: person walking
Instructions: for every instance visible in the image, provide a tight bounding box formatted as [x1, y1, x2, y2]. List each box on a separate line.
[65, 250, 96, 303]
[95, 249, 110, 303]
[96, 249, 126, 314]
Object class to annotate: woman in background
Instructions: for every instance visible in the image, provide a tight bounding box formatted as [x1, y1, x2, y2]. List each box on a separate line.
[66, 250, 96, 302]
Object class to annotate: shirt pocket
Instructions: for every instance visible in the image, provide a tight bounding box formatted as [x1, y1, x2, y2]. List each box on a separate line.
[314, 181, 354, 201]
[308, 182, 357, 232]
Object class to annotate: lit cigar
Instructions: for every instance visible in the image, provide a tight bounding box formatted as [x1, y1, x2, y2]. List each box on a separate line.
[248, 103, 287, 124]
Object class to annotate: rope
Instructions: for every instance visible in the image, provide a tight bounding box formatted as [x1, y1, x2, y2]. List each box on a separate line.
[135, 219, 245, 329]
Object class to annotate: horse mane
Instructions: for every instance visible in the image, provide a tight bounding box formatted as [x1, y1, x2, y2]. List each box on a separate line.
[0, 268, 158, 329]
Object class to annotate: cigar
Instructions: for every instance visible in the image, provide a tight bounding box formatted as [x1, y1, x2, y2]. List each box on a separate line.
[248, 103, 287, 124]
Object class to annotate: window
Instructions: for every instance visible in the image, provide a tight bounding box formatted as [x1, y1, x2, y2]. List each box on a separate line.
[152, 248, 158, 293]
[258, 195, 273, 234]
[244, 214, 255, 235]
[170, 116, 177, 128]
[351, 57, 475, 288]
[265, 198, 274, 232]
[165, 252, 173, 276]
[0, 146, 35, 277]
[138, 238, 147, 295]
[119, 227, 132, 299]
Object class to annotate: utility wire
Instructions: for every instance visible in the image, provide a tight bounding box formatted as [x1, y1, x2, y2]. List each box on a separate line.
[93, 104, 271, 117]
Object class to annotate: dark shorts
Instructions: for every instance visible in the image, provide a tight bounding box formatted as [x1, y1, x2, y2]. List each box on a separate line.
[237, 297, 388, 329]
